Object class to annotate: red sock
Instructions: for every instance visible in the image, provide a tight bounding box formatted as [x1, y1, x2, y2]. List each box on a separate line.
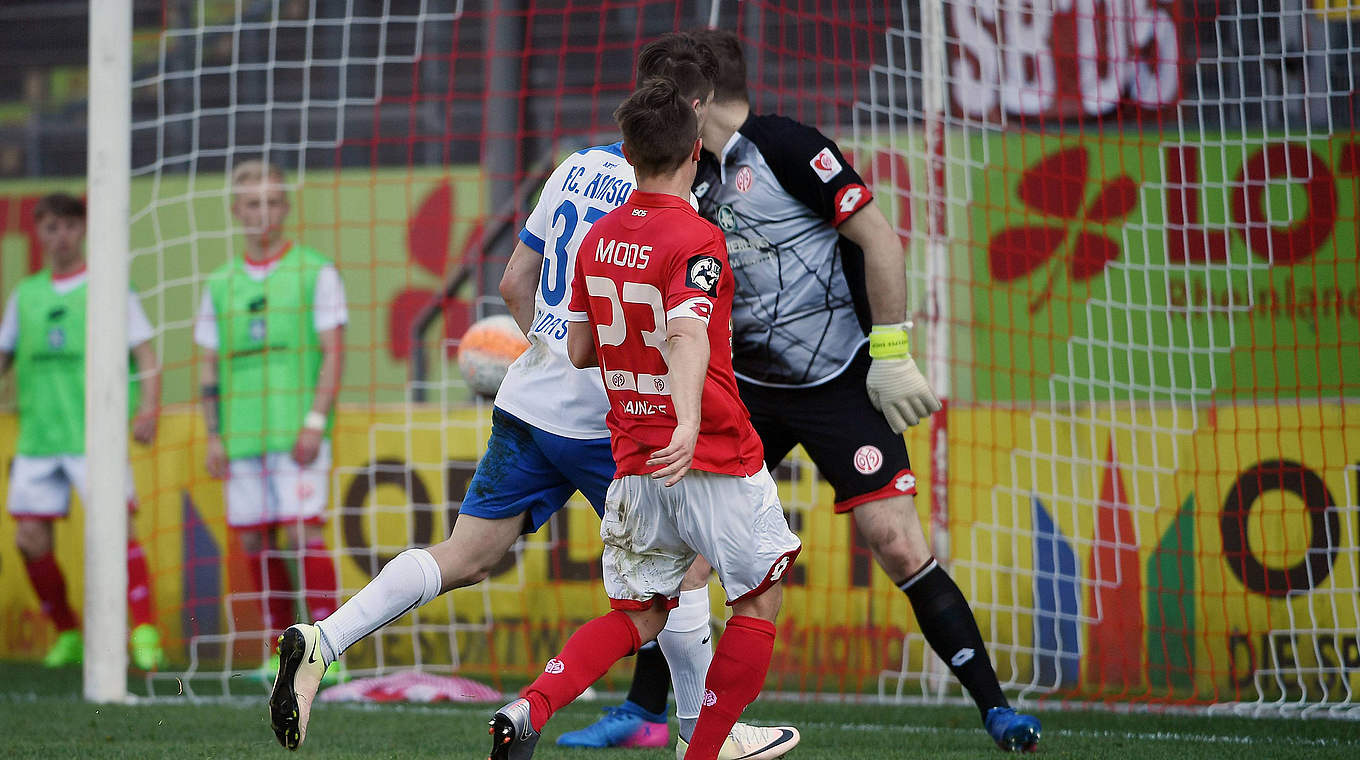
[523, 610, 641, 731]
[686, 616, 776, 760]
[245, 548, 298, 635]
[265, 553, 297, 633]
[126, 539, 154, 627]
[23, 552, 79, 632]
[301, 539, 339, 621]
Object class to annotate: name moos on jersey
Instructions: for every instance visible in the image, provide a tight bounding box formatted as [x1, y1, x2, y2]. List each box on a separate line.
[594, 237, 651, 269]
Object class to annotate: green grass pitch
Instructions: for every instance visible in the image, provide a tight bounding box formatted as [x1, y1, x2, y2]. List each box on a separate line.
[2, 662, 1357, 759]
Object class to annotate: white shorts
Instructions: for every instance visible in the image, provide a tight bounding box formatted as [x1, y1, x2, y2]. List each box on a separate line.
[601, 467, 801, 610]
[226, 441, 332, 529]
[6, 454, 137, 519]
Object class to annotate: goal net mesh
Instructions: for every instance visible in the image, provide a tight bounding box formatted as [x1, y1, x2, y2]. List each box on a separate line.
[115, 0, 1357, 715]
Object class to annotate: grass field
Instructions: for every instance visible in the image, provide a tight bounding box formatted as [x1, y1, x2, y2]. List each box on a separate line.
[3, 662, 1359, 759]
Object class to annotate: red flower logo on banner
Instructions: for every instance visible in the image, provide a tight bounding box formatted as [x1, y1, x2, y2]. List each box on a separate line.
[987, 146, 1139, 312]
[387, 180, 477, 359]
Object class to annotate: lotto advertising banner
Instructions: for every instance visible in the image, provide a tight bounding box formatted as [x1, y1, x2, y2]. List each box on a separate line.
[968, 132, 1359, 403]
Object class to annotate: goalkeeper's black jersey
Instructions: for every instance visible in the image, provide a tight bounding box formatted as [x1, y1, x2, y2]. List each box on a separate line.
[695, 113, 875, 388]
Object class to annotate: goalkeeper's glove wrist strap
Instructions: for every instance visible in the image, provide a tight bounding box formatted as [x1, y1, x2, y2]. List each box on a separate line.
[868, 323, 911, 359]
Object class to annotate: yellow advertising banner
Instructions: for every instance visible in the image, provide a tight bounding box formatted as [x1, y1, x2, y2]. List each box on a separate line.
[0, 403, 1355, 702]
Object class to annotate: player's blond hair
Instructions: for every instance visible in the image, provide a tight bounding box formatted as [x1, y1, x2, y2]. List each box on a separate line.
[230, 159, 286, 192]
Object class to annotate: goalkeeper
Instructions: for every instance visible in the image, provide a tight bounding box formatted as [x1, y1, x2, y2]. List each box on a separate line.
[195, 160, 347, 682]
[590, 29, 1041, 753]
[2, 193, 164, 670]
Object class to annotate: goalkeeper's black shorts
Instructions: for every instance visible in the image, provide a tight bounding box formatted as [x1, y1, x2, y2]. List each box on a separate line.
[738, 344, 916, 513]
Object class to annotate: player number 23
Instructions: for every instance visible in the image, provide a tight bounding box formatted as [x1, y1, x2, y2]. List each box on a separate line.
[584, 276, 668, 366]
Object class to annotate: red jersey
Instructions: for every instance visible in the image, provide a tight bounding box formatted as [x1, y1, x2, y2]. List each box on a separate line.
[567, 190, 763, 478]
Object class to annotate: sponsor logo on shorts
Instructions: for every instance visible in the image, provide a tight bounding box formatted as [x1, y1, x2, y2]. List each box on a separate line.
[895, 472, 917, 492]
[951, 648, 975, 667]
[735, 165, 754, 193]
[853, 445, 883, 475]
[545, 658, 565, 674]
[702, 689, 717, 707]
[297, 482, 316, 500]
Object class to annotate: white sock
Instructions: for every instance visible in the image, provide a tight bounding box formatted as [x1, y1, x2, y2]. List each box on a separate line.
[658, 587, 713, 741]
[315, 547, 442, 664]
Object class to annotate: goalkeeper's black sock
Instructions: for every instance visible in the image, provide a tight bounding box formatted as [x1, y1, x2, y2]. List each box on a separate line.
[900, 558, 1009, 721]
[624, 640, 672, 716]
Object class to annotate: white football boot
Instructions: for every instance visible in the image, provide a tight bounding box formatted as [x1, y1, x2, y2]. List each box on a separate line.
[675, 722, 801, 760]
[268, 623, 329, 750]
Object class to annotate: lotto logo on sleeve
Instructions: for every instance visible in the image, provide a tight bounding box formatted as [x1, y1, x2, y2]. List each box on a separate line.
[686, 254, 723, 295]
[833, 183, 871, 224]
[895, 472, 917, 493]
[810, 147, 843, 182]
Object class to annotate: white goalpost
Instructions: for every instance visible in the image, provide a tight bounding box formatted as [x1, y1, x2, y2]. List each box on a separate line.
[84, 0, 133, 703]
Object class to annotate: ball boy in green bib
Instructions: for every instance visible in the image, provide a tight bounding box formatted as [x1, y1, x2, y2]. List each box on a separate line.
[195, 162, 348, 681]
[2, 193, 165, 669]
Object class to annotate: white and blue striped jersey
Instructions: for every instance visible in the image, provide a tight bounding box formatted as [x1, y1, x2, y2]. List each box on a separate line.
[494, 142, 636, 439]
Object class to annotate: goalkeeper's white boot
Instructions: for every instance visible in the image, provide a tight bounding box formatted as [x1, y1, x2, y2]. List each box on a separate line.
[675, 722, 801, 760]
[269, 624, 329, 751]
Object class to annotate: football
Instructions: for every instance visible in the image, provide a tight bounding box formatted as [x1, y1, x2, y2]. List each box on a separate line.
[456, 314, 530, 398]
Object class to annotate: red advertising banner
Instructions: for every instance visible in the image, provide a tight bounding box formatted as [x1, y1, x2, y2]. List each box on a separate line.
[948, 0, 1183, 122]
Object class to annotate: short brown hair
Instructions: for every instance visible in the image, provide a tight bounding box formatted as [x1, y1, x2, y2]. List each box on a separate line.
[688, 29, 747, 104]
[33, 193, 85, 222]
[635, 33, 718, 105]
[614, 78, 698, 180]
[230, 159, 286, 190]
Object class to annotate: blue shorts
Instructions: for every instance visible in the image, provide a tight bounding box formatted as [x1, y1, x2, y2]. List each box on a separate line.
[458, 408, 615, 533]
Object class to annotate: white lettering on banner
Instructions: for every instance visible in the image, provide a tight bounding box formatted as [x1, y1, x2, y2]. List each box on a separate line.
[950, 0, 1179, 119]
[1001, 0, 1055, 115]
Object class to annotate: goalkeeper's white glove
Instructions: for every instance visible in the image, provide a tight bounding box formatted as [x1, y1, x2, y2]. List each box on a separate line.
[865, 322, 942, 433]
